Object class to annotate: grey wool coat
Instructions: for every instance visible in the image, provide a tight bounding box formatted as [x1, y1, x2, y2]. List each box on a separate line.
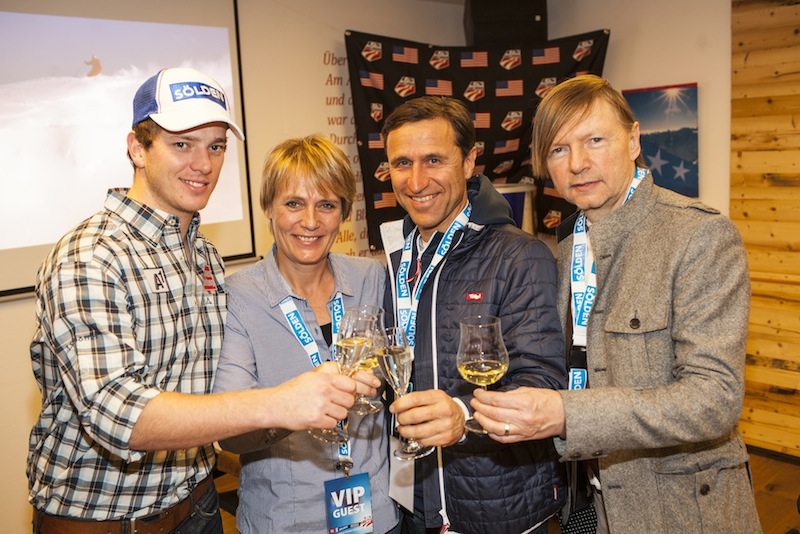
[554, 174, 762, 533]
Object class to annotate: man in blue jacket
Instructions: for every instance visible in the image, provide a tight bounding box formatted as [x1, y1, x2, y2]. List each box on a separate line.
[380, 95, 566, 533]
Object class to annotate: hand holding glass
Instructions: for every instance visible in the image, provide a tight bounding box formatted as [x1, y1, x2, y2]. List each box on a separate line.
[308, 308, 377, 443]
[456, 315, 509, 434]
[376, 327, 435, 460]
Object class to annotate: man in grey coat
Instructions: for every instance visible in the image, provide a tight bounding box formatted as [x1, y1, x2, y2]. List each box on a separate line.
[471, 75, 762, 533]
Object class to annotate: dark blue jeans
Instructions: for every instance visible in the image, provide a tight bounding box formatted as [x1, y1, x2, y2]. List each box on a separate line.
[127, 481, 222, 534]
[166, 482, 222, 534]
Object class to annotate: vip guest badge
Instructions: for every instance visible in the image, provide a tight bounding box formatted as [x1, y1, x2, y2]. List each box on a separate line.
[324, 472, 374, 533]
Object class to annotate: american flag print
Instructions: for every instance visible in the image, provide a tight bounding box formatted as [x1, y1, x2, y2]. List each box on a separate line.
[471, 112, 490, 129]
[494, 138, 520, 154]
[425, 79, 453, 96]
[393, 46, 418, 64]
[367, 133, 383, 149]
[373, 192, 397, 209]
[460, 50, 488, 67]
[359, 71, 384, 90]
[533, 47, 560, 65]
[345, 28, 609, 247]
[494, 159, 514, 175]
[543, 209, 563, 229]
[496, 80, 523, 97]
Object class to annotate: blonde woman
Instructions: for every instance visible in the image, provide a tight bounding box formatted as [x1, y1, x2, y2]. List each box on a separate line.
[214, 135, 399, 533]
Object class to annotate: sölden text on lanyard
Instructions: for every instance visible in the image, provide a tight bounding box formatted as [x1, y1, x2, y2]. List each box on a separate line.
[279, 292, 345, 365]
[279, 292, 354, 469]
[396, 202, 472, 347]
[570, 167, 648, 347]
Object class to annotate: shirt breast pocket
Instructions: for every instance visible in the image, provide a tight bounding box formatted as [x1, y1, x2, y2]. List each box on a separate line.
[601, 302, 670, 387]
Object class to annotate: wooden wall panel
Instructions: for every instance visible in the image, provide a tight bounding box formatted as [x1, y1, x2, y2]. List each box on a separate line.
[746, 249, 800, 277]
[730, 199, 800, 221]
[732, 115, 800, 138]
[733, 149, 800, 172]
[732, 1, 800, 30]
[731, 93, 800, 118]
[732, 79, 800, 98]
[734, 220, 800, 248]
[732, 0, 800, 458]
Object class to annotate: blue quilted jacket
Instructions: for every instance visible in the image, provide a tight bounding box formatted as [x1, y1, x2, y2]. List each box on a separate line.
[382, 175, 567, 533]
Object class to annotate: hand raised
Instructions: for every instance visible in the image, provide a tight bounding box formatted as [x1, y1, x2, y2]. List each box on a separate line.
[269, 368, 358, 430]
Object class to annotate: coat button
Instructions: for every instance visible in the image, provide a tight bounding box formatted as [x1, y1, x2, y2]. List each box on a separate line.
[699, 484, 710, 495]
[630, 318, 640, 329]
[570, 453, 582, 460]
[592, 450, 603, 457]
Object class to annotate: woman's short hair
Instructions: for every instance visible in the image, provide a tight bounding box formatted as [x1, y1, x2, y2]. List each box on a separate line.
[260, 134, 356, 220]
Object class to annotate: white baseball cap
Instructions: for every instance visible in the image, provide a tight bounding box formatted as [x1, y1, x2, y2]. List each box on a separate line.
[132, 67, 244, 140]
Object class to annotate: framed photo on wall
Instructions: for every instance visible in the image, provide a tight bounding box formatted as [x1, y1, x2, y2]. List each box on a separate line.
[623, 82, 699, 198]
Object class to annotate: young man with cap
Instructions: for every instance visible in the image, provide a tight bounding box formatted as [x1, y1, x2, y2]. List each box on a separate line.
[27, 67, 373, 533]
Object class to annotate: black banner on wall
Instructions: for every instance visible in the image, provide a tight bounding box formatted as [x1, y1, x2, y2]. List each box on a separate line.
[345, 28, 610, 250]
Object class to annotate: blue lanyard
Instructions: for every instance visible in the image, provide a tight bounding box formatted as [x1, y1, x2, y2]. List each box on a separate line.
[570, 167, 647, 346]
[395, 202, 471, 347]
[280, 291, 352, 462]
[279, 292, 344, 366]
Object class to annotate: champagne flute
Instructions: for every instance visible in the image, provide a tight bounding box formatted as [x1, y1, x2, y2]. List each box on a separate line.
[308, 307, 377, 443]
[335, 308, 377, 376]
[456, 315, 509, 434]
[350, 304, 385, 415]
[376, 326, 435, 460]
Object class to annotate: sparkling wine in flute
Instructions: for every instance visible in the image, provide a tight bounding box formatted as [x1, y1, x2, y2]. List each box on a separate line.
[308, 308, 376, 444]
[356, 354, 379, 372]
[335, 336, 371, 375]
[376, 345, 413, 397]
[348, 304, 385, 416]
[376, 327, 435, 460]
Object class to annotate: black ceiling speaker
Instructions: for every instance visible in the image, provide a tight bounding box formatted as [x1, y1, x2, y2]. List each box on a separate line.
[464, 0, 548, 46]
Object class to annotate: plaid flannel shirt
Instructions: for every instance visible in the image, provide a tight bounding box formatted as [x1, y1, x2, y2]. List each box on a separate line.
[27, 189, 227, 519]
